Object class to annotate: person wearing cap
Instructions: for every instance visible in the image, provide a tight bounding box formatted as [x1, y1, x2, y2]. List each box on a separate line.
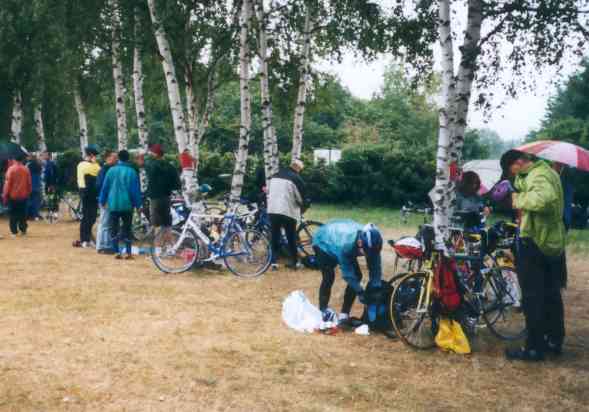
[76, 145, 101, 248]
[500, 150, 566, 362]
[312, 220, 384, 325]
[267, 159, 308, 270]
[145, 144, 181, 229]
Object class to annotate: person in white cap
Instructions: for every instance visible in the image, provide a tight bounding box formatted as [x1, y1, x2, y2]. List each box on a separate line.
[267, 159, 308, 270]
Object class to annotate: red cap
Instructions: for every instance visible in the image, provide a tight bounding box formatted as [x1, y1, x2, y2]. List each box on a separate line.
[149, 143, 164, 157]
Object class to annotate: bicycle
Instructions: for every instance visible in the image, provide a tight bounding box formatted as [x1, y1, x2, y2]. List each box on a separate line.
[400, 201, 432, 225]
[151, 201, 271, 277]
[62, 192, 83, 221]
[389, 225, 525, 350]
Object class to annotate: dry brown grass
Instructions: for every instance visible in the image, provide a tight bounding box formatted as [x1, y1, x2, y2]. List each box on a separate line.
[1, 219, 588, 411]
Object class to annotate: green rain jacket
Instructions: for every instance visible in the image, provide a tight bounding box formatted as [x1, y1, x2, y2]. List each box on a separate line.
[513, 160, 566, 257]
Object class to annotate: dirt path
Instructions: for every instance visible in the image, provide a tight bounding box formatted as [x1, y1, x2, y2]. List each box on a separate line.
[1, 220, 588, 411]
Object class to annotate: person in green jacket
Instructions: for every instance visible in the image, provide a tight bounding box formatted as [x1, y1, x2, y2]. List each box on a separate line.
[500, 150, 566, 362]
[99, 150, 142, 259]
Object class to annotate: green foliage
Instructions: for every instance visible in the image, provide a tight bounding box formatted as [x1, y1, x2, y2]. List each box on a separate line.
[55, 149, 82, 192]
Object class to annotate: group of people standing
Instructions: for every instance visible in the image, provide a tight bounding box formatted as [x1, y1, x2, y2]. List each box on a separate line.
[74, 144, 180, 259]
[1, 151, 57, 238]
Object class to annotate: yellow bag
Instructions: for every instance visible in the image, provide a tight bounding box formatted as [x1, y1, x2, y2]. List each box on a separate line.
[435, 318, 471, 354]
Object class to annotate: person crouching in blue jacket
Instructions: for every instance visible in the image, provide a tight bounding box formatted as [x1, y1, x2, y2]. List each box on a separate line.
[312, 220, 383, 325]
[99, 150, 142, 259]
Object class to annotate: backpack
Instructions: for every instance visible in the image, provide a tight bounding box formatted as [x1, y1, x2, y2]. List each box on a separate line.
[360, 281, 395, 331]
[433, 254, 461, 313]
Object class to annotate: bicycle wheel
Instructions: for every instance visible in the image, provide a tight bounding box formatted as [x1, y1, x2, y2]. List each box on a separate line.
[132, 214, 153, 244]
[297, 220, 323, 257]
[390, 272, 439, 350]
[482, 266, 526, 340]
[151, 228, 199, 274]
[223, 229, 271, 278]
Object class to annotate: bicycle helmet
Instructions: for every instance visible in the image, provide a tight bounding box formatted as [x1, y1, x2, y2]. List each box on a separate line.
[359, 223, 383, 255]
[199, 184, 212, 194]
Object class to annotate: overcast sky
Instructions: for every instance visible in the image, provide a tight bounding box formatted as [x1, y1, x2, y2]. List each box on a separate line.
[319, 54, 582, 142]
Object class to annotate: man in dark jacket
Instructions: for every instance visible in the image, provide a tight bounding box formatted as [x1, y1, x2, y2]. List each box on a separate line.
[99, 150, 142, 259]
[145, 144, 181, 228]
[26, 155, 43, 220]
[267, 160, 308, 270]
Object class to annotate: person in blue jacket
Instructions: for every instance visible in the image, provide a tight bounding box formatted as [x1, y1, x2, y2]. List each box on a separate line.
[99, 150, 142, 259]
[312, 220, 383, 324]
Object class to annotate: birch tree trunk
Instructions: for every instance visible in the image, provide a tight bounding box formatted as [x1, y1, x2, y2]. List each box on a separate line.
[254, 0, 279, 184]
[133, 10, 148, 191]
[451, 0, 483, 165]
[34, 104, 47, 152]
[291, 10, 313, 162]
[73, 84, 89, 154]
[10, 90, 23, 144]
[230, 0, 253, 201]
[111, 0, 128, 150]
[431, 0, 457, 249]
[147, 0, 189, 153]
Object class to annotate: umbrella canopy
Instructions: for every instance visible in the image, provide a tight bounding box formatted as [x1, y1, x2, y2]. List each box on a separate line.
[463, 159, 502, 195]
[0, 142, 29, 162]
[516, 140, 589, 172]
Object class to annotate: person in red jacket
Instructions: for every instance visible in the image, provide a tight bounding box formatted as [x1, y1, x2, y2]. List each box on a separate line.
[2, 154, 32, 237]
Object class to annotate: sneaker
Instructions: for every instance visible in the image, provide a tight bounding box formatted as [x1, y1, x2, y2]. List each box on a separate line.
[82, 241, 96, 249]
[505, 347, 545, 362]
[338, 313, 350, 325]
[271, 263, 279, 271]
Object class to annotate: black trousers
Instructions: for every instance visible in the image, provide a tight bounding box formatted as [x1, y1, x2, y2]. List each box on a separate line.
[8, 199, 28, 235]
[517, 238, 566, 352]
[269, 213, 298, 264]
[80, 194, 98, 242]
[314, 246, 362, 314]
[110, 211, 133, 254]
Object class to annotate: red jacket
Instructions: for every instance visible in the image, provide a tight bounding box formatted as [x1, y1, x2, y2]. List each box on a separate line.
[3, 162, 32, 203]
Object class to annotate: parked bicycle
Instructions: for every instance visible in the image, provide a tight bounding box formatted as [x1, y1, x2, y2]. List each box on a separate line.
[151, 201, 271, 277]
[389, 224, 524, 349]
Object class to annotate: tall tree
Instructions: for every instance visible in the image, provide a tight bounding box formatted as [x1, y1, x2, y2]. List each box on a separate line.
[230, 0, 253, 201]
[110, 0, 129, 150]
[147, 0, 189, 153]
[10, 91, 23, 144]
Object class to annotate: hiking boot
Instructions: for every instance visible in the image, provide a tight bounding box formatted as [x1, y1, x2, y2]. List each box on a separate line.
[271, 263, 279, 271]
[505, 347, 545, 362]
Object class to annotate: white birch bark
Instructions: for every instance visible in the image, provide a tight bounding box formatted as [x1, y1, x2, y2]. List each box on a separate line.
[254, 0, 279, 184]
[183, 76, 199, 197]
[73, 84, 89, 154]
[230, 0, 253, 201]
[291, 10, 313, 162]
[34, 103, 47, 152]
[451, 0, 483, 164]
[111, 0, 128, 150]
[147, 0, 189, 153]
[133, 11, 148, 191]
[431, 0, 457, 249]
[10, 90, 23, 144]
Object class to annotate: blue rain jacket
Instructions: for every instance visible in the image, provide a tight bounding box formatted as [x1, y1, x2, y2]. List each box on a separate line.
[99, 161, 142, 212]
[312, 219, 383, 293]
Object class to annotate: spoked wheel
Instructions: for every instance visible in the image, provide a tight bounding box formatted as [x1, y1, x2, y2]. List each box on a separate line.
[390, 272, 439, 350]
[151, 228, 199, 274]
[482, 266, 526, 341]
[297, 221, 323, 257]
[223, 229, 271, 278]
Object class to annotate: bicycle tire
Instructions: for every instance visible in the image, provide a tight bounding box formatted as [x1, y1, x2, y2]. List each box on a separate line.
[223, 229, 271, 278]
[151, 228, 199, 274]
[482, 266, 526, 341]
[390, 271, 439, 350]
[296, 220, 323, 257]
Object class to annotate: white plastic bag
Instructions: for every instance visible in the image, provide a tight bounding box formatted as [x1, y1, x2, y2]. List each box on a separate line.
[282, 290, 323, 333]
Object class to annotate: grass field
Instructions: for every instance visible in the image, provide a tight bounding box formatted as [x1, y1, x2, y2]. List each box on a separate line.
[0, 206, 588, 411]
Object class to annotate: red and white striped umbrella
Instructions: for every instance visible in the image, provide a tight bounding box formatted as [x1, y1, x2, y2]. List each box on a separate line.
[516, 140, 589, 172]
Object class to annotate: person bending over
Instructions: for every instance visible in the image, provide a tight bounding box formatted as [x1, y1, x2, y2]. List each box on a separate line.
[312, 220, 383, 324]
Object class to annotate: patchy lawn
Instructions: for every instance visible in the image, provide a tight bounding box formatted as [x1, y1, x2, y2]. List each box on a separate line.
[0, 217, 588, 411]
